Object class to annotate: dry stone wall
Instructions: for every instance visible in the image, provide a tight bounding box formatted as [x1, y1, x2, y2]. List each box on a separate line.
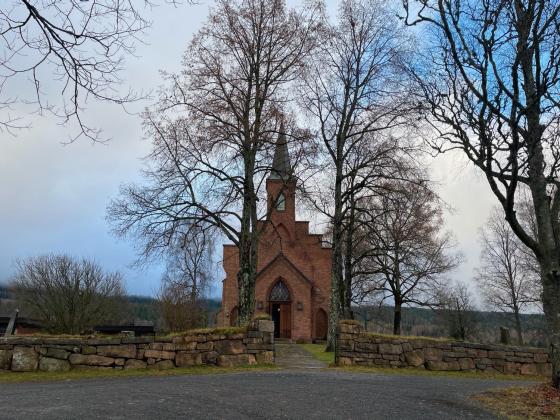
[336, 320, 551, 376]
[0, 319, 274, 373]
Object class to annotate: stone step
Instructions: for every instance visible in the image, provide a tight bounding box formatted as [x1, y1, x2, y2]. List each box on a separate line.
[274, 344, 328, 370]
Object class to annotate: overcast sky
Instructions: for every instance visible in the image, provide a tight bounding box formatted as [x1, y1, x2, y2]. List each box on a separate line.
[0, 1, 499, 301]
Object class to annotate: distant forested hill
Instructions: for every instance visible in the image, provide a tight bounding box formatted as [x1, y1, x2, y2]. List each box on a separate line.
[0, 286, 221, 331]
[125, 296, 222, 328]
[1, 286, 546, 346]
[354, 305, 547, 347]
[0, 284, 17, 317]
[0, 285, 12, 300]
[1, 286, 220, 328]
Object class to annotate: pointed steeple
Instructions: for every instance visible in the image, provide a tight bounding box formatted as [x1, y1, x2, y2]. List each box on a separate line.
[269, 122, 292, 180]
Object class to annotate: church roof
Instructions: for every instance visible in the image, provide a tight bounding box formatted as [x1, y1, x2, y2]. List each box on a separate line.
[269, 122, 292, 180]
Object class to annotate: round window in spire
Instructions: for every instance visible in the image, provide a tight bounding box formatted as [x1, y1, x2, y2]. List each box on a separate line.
[269, 280, 291, 302]
[276, 193, 286, 211]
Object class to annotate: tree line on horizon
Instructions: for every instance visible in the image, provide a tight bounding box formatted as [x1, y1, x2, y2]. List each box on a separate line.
[1, 278, 547, 348]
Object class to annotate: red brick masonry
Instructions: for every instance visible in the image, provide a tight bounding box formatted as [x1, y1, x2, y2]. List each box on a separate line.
[220, 178, 332, 341]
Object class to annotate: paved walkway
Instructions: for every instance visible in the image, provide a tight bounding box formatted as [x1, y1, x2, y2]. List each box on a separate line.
[275, 344, 328, 370]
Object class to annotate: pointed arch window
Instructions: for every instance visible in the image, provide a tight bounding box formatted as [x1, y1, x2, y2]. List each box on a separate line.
[269, 280, 291, 302]
[276, 193, 286, 211]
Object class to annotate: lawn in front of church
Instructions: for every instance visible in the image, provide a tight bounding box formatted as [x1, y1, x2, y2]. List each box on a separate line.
[0, 363, 277, 384]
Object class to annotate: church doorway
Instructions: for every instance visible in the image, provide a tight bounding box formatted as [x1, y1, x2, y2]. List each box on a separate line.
[229, 306, 238, 327]
[268, 280, 291, 339]
[315, 308, 328, 340]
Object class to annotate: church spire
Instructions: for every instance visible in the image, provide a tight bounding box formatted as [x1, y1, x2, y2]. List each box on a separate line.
[269, 122, 292, 180]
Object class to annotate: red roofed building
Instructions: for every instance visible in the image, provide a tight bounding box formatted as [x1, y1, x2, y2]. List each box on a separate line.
[219, 128, 332, 341]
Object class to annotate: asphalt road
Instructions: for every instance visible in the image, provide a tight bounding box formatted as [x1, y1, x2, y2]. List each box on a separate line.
[0, 370, 523, 419]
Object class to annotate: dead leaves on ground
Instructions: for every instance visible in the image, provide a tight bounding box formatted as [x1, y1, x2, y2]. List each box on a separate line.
[475, 383, 560, 419]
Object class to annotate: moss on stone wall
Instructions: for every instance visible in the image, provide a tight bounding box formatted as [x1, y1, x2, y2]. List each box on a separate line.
[0, 320, 275, 373]
[336, 321, 551, 376]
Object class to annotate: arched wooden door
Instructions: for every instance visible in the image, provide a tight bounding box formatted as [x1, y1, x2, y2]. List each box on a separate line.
[268, 280, 291, 339]
[229, 306, 238, 327]
[315, 308, 328, 340]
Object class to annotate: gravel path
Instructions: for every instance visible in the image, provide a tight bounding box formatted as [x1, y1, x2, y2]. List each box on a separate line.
[0, 369, 525, 419]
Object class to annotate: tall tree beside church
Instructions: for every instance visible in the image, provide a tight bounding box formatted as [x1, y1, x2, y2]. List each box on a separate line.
[108, 0, 319, 325]
[402, 0, 560, 387]
[300, 0, 414, 350]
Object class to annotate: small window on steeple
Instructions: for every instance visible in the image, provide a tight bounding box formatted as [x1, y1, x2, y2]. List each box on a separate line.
[276, 193, 286, 211]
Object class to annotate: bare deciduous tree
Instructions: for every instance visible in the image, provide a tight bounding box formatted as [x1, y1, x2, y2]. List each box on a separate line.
[157, 227, 214, 331]
[339, 139, 417, 316]
[300, 0, 415, 350]
[157, 283, 205, 332]
[354, 180, 461, 335]
[108, 0, 319, 325]
[439, 280, 478, 341]
[402, 0, 560, 386]
[0, 1, 185, 141]
[162, 227, 214, 304]
[476, 208, 542, 345]
[11, 254, 125, 334]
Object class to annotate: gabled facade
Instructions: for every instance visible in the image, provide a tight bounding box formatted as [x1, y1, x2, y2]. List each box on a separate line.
[219, 128, 332, 341]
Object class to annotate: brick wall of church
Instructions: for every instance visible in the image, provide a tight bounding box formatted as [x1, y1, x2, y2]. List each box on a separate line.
[255, 267, 312, 340]
[220, 178, 332, 341]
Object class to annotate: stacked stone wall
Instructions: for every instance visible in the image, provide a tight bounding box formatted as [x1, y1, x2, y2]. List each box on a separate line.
[336, 320, 551, 376]
[0, 320, 274, 373]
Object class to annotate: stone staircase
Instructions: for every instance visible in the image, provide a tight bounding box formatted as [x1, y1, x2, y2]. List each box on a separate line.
[274, 344, 328, 370]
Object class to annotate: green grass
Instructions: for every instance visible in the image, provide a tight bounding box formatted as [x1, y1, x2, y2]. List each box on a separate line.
[300, 344, 335, 365]
[0, 364, 278, 384]
[361, 332, 451, 342]
[156, 326, 246, 339]
[333, 365, 543, 381]
[158, 316, 270, 339]
[359, 332, 547, 349]
[0, 333, 115, 339]
[2, 327, 248, 342]
[339, 319, 361, 325]
[299, 343, 542, 381]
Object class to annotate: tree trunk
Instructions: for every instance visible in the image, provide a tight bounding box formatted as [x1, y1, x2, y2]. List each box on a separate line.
[249, 185, 259, 318]
[393, 300, 402, 335]
[516, 9, 560, 387]
[237, 161, 257, 326]
[327, 163, 344, 352]
[343, 193, 356, 319]
[527, 154, 560, 385]
[513, 307, 524, 346]
[237, 262, 255, 326]
[542, 269, 560, 387]
[237, 229, 254, 325]
[457, 305, 466, 340]
[327, 225, 343, 352]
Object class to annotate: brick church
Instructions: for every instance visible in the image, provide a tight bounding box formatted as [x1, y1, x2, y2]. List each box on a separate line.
[219, 129, 332, 341]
